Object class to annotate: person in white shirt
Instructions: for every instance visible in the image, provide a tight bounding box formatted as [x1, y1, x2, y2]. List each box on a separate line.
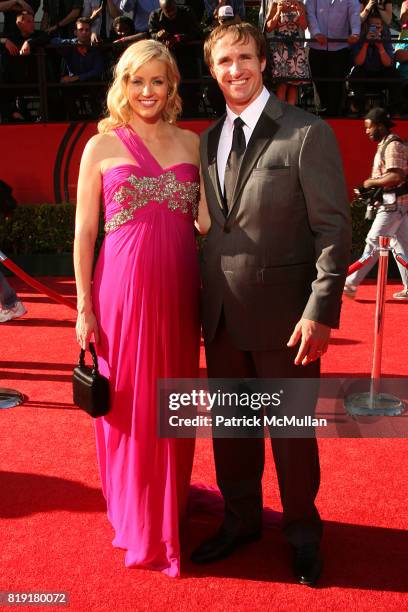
[82, 0, 122, 41]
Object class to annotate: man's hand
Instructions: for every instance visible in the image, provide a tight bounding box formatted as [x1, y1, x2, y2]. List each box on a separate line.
[20, 40, 31, 55]
[347, 34, 359, 45]
[287, 318, 331, 366]
[91, 31, 100, 44]
[366, 31, 377, 41]
[315, 33, 327, 46]
[5, 39, 19, 55]
[16, 0, 32, 11]
[61, 75, 80, 82]
[90, 5, 103, 19]
[156, 29, 169, 42]
[364, 0, 377, 11]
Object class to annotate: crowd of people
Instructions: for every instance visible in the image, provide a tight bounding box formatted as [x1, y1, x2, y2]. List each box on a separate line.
[0, 0, 408, 121]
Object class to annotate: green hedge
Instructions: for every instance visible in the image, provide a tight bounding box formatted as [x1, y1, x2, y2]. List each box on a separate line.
[1, 201, 369, 257]
[0, 203, 105, 256]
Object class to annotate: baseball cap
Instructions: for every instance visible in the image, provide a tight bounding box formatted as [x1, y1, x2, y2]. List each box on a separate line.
[218, 5, 234, 19]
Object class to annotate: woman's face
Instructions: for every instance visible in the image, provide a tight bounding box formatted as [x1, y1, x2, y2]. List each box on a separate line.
[127, 59, 169, 122]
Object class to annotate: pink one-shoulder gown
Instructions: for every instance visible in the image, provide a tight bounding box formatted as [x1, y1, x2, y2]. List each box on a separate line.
[91, 126, 200, 577]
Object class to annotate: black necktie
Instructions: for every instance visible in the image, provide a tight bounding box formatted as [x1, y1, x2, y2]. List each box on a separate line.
[224, 117, 246, 213]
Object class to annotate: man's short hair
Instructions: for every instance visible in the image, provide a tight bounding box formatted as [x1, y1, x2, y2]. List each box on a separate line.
[365, 107, 395, 128]
[113, 15, 135, 33]
[75, 17, 92, 28]
[16, 10, 34, 21]
[204, 22, 266, 68]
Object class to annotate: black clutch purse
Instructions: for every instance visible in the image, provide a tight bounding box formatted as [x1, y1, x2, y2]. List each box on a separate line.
[73, 343, 110, 418]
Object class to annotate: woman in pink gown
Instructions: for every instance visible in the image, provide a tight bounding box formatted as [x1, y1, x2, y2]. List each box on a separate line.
[74, 40, 209, 576]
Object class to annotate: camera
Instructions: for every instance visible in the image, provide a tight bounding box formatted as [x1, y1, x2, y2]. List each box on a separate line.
[352, 185, 383, 220]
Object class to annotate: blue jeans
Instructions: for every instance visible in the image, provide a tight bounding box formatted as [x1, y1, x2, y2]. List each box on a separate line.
[347, 205, 408, 288]
[0, 270, 17, 309]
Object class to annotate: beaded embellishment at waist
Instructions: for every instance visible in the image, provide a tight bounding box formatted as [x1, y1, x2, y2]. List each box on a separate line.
[104, 171, 199, 234]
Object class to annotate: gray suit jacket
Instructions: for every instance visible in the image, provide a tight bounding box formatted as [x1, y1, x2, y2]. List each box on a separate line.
[200, 94, 352, 351]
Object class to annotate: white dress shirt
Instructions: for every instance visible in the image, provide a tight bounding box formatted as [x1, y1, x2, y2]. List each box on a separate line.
[217, 86, 270, 194]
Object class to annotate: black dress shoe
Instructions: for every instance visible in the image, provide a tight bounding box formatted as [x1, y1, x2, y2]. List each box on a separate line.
[292, 544, 323, 586]
[190, 527, 261, 564]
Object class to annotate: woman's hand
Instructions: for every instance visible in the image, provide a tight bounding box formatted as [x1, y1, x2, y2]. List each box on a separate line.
[76, 311, 99, 349]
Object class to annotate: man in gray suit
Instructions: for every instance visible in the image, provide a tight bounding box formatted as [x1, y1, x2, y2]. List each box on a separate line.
[191, 23, 351, 585]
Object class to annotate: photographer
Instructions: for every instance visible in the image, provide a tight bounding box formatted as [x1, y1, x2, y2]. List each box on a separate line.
[344, 108, 408, 300]
[348, 14, 401, 115]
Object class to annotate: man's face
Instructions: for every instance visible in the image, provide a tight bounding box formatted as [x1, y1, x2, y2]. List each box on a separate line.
[209, 32, 266, 113]
[364, 119, 384, 142]
[114, 23, 133, 37]
[17, 14, 35, 36]
[75, 23, 92, 44]
[161, 1, 177, 19]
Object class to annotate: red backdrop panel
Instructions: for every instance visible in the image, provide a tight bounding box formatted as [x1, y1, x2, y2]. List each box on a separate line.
[1, 119, 408, 205]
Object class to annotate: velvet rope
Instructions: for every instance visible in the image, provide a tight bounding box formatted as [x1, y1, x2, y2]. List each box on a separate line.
[347, 251, 376, 276]
[394, 252, 408, 270]
[0, 251, 76, 311]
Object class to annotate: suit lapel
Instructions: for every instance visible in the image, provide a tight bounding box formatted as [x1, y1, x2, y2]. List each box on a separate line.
[206, 115, 226, 214]
[229, 95, 283, 216]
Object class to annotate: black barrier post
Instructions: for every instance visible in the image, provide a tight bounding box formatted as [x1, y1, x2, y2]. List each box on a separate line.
[36, 48, 49, 122]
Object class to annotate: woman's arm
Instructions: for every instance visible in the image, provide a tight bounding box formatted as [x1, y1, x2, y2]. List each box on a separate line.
[360, 0, 375, 22]
[74, 136, 103, 349]
[195, 168, 211, 235]
[378, 1, 392, 25]
[294, 0, 308, 31]
[107, 0, 122, 18]
[354, 41, 369, 65]
[401, 0, 408, 26]
[265, 1, 280, 32]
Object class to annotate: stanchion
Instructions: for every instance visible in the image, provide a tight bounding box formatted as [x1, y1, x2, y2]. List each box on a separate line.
[344, 235, 406, 416]
[0, 388, 25, 409]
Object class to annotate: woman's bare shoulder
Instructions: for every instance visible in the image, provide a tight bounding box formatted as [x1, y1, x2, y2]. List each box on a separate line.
[175, 126, 200, 148]
[170, 126, 200, 163]
[85, 132, 118, 152]
[82, 132, 120, 163]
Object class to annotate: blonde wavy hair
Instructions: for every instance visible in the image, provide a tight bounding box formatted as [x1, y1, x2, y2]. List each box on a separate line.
[98, 40, 182, 133]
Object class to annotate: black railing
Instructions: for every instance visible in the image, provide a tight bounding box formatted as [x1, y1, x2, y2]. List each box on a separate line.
[0, 36, 405, 123]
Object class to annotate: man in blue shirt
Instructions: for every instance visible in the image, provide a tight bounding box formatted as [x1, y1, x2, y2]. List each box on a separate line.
[306, 0, 360, 116]
[120, 0, 160, 33]
[349, 15, 401, 114]
[52, 17, 105, 118]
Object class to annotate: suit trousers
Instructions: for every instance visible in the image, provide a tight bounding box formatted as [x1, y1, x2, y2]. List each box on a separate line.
[205, 315, 323, 547]
[308, 47, 351, 117]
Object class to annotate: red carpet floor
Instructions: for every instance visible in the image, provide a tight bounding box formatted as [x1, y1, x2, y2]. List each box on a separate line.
[0, 277, 407, 611]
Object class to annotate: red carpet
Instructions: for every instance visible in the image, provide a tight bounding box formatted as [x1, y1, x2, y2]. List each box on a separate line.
[0, 277, 407, 611]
